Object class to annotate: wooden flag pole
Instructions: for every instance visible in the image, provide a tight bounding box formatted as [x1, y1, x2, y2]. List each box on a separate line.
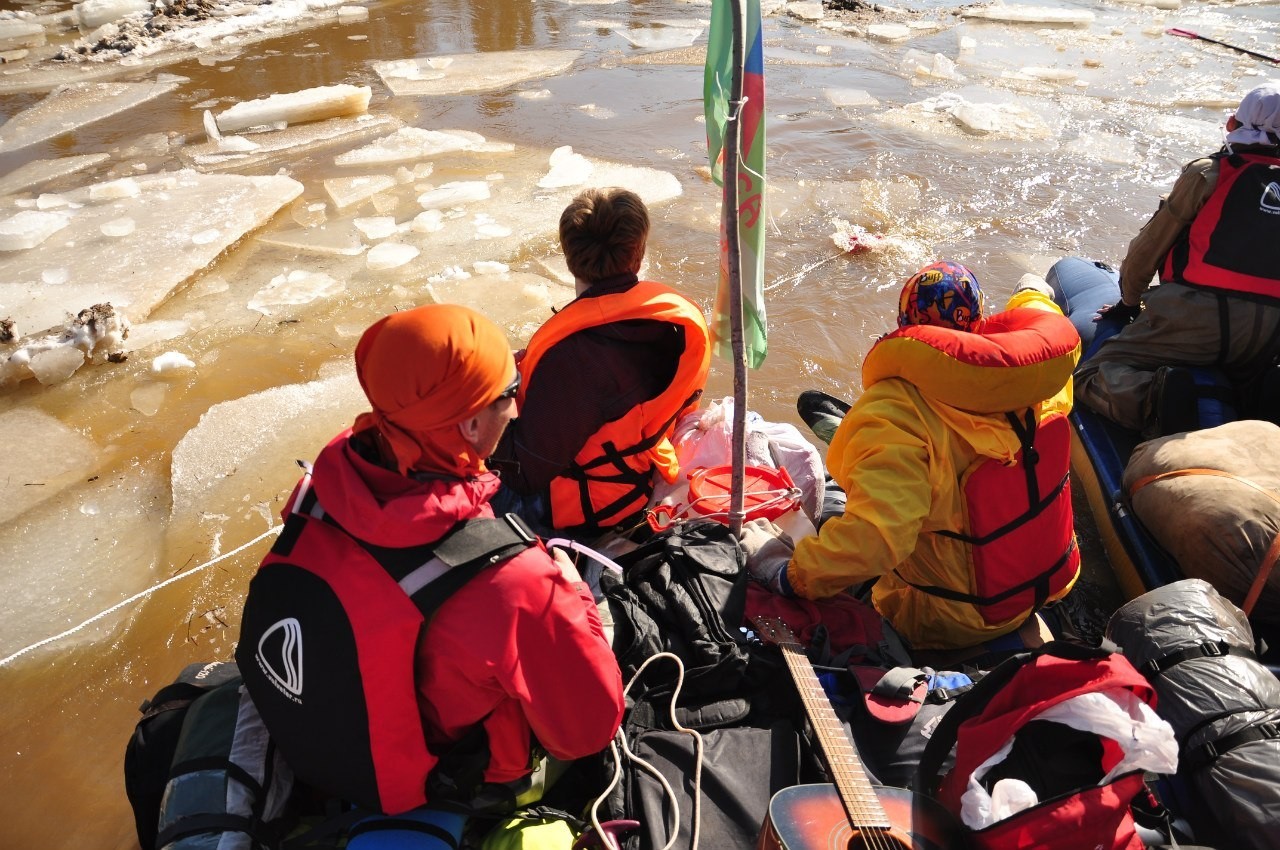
[724, 0, 748, 537]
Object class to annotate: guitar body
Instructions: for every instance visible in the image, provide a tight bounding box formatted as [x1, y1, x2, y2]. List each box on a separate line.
[756, 784, 962, 850]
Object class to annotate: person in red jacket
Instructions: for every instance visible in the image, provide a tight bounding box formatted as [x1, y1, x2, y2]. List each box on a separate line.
[241, 304, 624, 834]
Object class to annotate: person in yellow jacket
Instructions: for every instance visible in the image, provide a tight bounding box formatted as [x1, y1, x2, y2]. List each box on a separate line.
[744, 262, 1082, 651]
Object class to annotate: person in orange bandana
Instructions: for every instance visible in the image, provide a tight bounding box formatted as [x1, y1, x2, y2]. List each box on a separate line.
[237, 304, 623, 833]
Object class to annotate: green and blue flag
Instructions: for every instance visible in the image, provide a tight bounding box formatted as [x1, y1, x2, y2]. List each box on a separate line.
[704, 0, 767, 368]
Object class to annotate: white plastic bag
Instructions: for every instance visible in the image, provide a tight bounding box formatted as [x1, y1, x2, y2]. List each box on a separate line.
[959, 688, 1179, 829]
[650, 397, 824, 540]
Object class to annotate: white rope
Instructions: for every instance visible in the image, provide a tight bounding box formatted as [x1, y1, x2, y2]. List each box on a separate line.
[0, 525, 282, 668]
[587, 651, 705, 850]
[543, 538, 625, 574]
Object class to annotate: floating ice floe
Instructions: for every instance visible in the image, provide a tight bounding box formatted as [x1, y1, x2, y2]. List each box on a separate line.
[257, 224, 367, 256]
[372, 49, 581, 96]
[337, 5, 369, 22]
[353, 216, 398, 239]
[214, 84, 372, 134]
[1017, 67, 1079, 83]
[538, 146, 594, 189]
[824, 88, 875, 108]
[613, 25, 704, 51]
[0, 77, 186, 155]
[787, 2, 824, 22]
[867, 23, 911, 41]
[0, 170, 302, 335]
[334, 127, 511, 167]
[0, 210, 70, 251]
[150, 350, 195, 374]
[247, 269, 346, 315]
[0, 408, 98, 525]
[74, 0, 150, 28]
[181, 114, 401, 173]
[474, 261, 510, 275]
[417, 181, 492, 210]
[367, 242, 419, 270]
[903, 50, 965, 82]
[0, 19, 45, 52]
[89, 177, 141, 202]
[411, 210, 445, 233]
[876, 91, 1055, 141]
[325, 174, 398, 209]
[0, 303, 129, 388]
[0, 154, 110, 198]
[962, 3, 1094, 25]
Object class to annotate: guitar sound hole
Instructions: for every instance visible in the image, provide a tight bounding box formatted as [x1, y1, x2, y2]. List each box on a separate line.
[848, 828, 909, 850]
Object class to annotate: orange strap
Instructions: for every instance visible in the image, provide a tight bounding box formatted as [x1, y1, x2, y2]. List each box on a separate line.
[1128, 467, 1280, 616]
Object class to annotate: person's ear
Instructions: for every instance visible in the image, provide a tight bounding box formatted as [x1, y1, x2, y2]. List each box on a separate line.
[457, 414, 482, 449]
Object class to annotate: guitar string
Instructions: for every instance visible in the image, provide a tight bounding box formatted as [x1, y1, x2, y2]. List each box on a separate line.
[772, 625, 896, 850]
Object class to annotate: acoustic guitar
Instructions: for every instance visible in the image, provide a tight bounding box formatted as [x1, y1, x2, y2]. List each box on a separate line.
[751, 616, 962, 850]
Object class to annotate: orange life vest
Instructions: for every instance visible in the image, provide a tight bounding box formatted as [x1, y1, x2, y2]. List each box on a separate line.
[518, 281, 710, 534]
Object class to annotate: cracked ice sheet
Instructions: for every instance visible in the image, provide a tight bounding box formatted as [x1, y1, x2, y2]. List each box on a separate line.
[427, 271, 575, 342]
[0, 169, 302, 335]
[0, 408, 101, 526]
[372, 49, 581, 96]
[179, 114, 402, 174]
[0, 153, 111, 197]
[0, 76, 186, 155]
[0, 457, 168, 659]
[872, 90, 1058, 145]
[168, 369, 367, 545]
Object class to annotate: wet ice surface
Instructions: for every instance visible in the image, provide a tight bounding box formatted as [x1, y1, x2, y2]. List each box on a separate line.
[179, 114, 402, 172]
[213, 83, 371, 133]
[0, 153, 110, 197]
[0, 76, 185, 154]
[372, 49, 582, 96]
[0, 169, 302, 333]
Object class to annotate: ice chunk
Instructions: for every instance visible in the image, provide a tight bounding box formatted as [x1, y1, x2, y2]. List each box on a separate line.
[337, 5, 369, 21]
[962, 4, 1094, 25]
[614, 25, 703, 51]
[0, 210, 70, 251]
[203, 109, 222, 143]
[88, 177, 141, 201]
[472, 215, 512, 239]
[0, 171, 302, 335]
[169, 373, 366, 542]
[787, 2, 824, 21]
[41, 268, 69, 285]
[411, 210, 444, 233]
[150, 351, 195, 374]
[214, 84, 372, 134]
[373, 49, 580, 96]
[334, 127, 499, 166]
[324, 174, 397, 209]
[100, 218, 136, 237]
[538, 146, 594, 189]
[825, 88, 880, 108]
[354, 216, 397, 239]
[130, 382, 168, 416]
[257, 224, 367, 256]
[35, 194, 70, 211]
[28, 346, 85, 385]
[75, 0, 150, 28]
[247, 268, 345, 315]
[518, 89, 553, 100]
[0, 153, 110, 198]
[473, 261, 509, 275]
[867, 23, 910, 41]
[367, 242, 419, 270]
[181, 114, 401, 173]
[0, 20, 45, 52]
[1020, 67, 1078, 82]
[416, 181, 491, 210]
[0, 78, 184, 155]
[0, 408, 101, 522]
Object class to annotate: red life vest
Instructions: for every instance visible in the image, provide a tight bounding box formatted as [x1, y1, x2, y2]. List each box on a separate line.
[236, 478, 535, 815]
[875, 307, 1082, 627]
[920, 643, 1159, 850]
[518, 281, 710, 534]
[1163, 151, 1280, 299]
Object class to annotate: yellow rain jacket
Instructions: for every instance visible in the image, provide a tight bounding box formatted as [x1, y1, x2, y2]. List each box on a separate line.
[787, 290, 1080, 650]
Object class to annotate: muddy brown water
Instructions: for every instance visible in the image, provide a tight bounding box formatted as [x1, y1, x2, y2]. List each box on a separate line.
[1, 0, 1277, 844]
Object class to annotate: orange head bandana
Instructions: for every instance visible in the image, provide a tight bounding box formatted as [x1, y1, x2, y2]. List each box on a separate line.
[352, 304, 515, 478]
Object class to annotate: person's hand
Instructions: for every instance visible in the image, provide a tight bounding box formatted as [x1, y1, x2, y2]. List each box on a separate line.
[738, 518, 794, 592]
[1093, 301, 1141, 324]
[551, 546, 584, 585]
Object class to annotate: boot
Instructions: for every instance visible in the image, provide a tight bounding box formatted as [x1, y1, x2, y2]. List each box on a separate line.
[797, 390, 851, 445]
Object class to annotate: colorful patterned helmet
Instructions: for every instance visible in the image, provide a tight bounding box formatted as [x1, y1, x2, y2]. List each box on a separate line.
[897, 261, 985, 332]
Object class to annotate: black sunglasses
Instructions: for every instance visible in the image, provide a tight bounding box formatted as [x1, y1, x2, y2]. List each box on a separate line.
[497, 372, 521, 401]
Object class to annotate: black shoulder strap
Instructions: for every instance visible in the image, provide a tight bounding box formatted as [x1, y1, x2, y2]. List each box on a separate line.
[1140, 640, 1255, 679]
[406, 513, 538, 619]
[915, 641, 1111, 795]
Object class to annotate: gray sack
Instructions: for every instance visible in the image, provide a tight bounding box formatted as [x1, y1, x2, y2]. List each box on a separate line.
[1105, 579, 1280, 849]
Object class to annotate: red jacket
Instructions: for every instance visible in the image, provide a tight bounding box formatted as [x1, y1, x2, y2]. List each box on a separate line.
[308, 434, 625, 784]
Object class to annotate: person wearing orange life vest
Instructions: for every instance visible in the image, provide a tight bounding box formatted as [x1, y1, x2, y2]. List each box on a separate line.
[491, 188, 710, 538]
[743, 262, 1083, 651]
[1075, 82, 1280, 437]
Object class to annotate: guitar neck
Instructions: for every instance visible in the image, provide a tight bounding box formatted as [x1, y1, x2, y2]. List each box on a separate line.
[775, 640, 891, 830]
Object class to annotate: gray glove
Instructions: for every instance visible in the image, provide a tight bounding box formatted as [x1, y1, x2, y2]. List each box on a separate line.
[738, 518, 795, 593]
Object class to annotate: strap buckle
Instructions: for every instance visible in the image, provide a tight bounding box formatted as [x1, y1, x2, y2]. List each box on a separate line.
[500, 512, 537, 544]
[1202, 641, 1226, 657]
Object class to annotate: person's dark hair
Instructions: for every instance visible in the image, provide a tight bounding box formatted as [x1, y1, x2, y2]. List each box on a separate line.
[559, 188, 650, 283]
